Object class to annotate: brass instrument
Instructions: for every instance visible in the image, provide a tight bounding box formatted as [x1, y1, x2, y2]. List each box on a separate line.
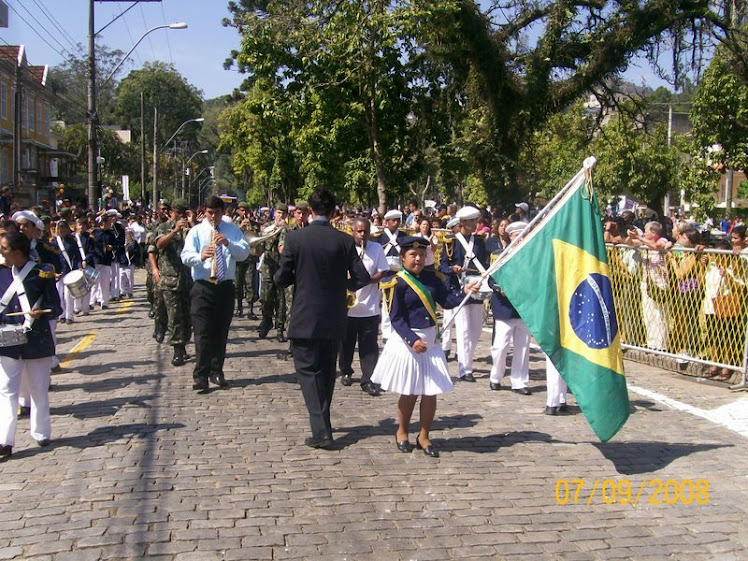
[346, 290, 358, 309]
[245, 222, 283, 255]
[209, 224, 219, 284]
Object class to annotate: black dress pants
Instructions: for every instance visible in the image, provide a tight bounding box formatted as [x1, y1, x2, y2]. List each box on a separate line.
[338, 315, 380, 385]
[191, 280, 235, 384]
[291, 338, 338, 440]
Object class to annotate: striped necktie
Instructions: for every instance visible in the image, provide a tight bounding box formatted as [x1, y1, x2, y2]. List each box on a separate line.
[215, 232, 226, 282]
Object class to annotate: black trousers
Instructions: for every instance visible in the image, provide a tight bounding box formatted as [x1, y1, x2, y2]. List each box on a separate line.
[338, 315, 380, 385]
[191, 280, 235, 384]
[291, 338, 338, 441]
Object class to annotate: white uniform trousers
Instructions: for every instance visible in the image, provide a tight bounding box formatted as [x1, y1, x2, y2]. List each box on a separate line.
[95, 265, 111, 306]
[110, 262, 121, 299]
[441, 308, 456, 353]
[56, 279, 76, 321]
[120, 264, 135, 296]
[455, 303, 483, 377]
[546, 358, 567, 408]
[489, 318, 530, 388]
[0, 356, 53, 446]
[381, 300, 392, 340]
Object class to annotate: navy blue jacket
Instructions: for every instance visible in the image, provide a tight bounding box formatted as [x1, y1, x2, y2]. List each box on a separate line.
[389, 269, 464, 347]
[488, 277, 521, 321]
[35, 240, 62, 274]
[0, 263, 62, 359]
[54, 235, 82, 275]
[372, 228, 408, 257]
[118, 240, 141, 266]
[439, 233, 488, 305]
[92, 228, 116, 266]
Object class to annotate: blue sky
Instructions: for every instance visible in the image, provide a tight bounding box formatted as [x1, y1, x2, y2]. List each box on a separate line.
[2, 0, 672, 101]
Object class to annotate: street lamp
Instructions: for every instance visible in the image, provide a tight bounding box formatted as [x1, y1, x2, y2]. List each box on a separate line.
[153, 117, 204, 206]
[183, 149, 209, 200]
[87, 2, 188, 209]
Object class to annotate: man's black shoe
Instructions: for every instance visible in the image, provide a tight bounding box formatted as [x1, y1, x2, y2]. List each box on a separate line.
[155, 330, 165, 343]
[148, 309, 155, 319]
[258, 323, 270, 339]
[340, 374, 353, 386]
[246, 308, 258, 320]
[544, 406, 558, 416]
[172, 346, 186, 367]
[209, 373, 230, 389]
[558, 404, 569, 412]
[461, 373, 476, 382]
[512, 387, 532, 395]
[276, 328, 288, 343]
[192, 380, 210, 393]
[489, 382, 502, 391]
[361, 383, 382, 397]
[304, 436, 335, 450]
[0, 445, 11, 462]
[235, 306, 243, 317]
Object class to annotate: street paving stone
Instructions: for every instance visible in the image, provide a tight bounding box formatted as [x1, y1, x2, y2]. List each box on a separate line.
[1, 274, 747, 560]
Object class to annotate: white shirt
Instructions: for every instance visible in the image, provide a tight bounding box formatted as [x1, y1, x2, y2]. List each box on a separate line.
[128, 222, 146, 244]
[180, 218, 251, 282]
[348, 241, 389, 318]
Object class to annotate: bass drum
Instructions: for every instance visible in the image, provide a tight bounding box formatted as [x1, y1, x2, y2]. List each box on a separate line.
[63, 270, 90, 299]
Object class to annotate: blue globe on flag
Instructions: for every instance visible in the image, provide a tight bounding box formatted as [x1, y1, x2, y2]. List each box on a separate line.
[568, 273, 618, 349]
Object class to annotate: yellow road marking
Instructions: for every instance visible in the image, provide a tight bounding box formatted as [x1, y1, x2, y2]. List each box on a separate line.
[116, 302, 134, 313]
[60, 332, 97, 367]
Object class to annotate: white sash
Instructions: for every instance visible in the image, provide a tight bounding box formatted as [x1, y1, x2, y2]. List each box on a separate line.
[383, 229, 400, 255]
[56, 235, 74, 271]
[455, 232, 487, 274]
[0, 261, 37, 330]
[75, 232, 87, 262]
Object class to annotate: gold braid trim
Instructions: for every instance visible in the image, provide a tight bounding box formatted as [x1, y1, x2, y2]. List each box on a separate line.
[380, 277, 398, 314]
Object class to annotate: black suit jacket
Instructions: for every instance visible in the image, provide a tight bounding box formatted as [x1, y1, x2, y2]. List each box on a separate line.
[274, 220, 370, 340]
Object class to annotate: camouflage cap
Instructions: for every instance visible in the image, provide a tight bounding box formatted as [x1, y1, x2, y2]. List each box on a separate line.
[275, 202, 288, 212]
[238, 201, 251, 210]
[172, 198, 190, 212]
[295, 200, 309, 211]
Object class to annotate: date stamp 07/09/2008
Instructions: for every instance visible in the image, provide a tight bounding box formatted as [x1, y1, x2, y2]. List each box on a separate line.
[554, 479, 710, 506]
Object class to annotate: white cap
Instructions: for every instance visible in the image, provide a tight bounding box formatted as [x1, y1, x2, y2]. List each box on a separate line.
[446, 216, 460, 229]
[456, 206, 480, 221]
[384, 209, 403, 221]
[12, 210, 43, 230]
[515, 202, 529, 213]
[260, 206, 270, 212]
[505, 221, 528, 235]
[105, 209, 122, 218]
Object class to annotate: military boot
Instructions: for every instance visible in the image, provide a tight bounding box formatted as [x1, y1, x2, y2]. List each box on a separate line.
[246, 303, 258, 320]
[258, 321, 271, 339]
[235, 303, 243, 317]
[277, 327, 288, 343]
[171, 345, 187, 367]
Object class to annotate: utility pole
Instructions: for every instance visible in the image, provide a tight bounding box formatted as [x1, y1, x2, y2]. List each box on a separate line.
[87, 0, 98, 209]
[140, 91, 145, 205]
[152, 105, 158, 206]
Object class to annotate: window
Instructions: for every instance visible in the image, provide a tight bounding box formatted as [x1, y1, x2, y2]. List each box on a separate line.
[0, 82, 6, 120]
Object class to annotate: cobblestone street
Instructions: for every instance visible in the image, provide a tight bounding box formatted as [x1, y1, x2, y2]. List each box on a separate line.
[1, 274, 747, 561]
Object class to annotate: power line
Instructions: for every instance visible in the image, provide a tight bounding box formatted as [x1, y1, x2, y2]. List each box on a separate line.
[139, 3, 157, 60]
[122, 12, 143, 66]
[160, 1, 174, 64]
[30, 0, 80, 54]
[5, 0, 73, 60]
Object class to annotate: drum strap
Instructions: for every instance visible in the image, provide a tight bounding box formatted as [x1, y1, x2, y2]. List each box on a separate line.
[56, 236, 74, 271]
[0, 261, 37, 329]
[456, 233, 487, 274]
[75, 233, 87, 262]
[383, 229, 400, 256]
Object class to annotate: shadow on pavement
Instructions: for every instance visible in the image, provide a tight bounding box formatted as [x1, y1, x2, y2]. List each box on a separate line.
[444, 430, 565, 453]
[332, 414, 483, 448]
[230, 372, 298, 386]
[52, 394, 155, 419]
[51, 373, 164, 393]
[593, 441, 734, 475]
[74, 359, 159, 375]
[10, 422, 185, 459]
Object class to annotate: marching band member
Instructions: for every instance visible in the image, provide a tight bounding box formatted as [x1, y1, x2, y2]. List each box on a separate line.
[488, 221, 532, 394]
[108, 210, 126, 301]
[439, 206, 488, 382]
[372, 237, 478, 457]
[181, 196, 250, 392]
[339, 217, 389, 395]
[372, 209, 407, 340]
[73, 217, 93, 316]
[91, 214, 116, 309]
[545, 358, 568, 415]
[440, 216, 461, 359]
[53, 221, 82, 324]
[118, 228, 140, 299]
[0, 232, 62, 461]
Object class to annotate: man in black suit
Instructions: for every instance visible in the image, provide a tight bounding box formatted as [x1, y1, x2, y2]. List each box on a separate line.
[275, 189, 370, 449]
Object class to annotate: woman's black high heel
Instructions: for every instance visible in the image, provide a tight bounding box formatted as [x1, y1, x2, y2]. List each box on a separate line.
[396, 440, 413, 453]
[416, 436, 439, 458]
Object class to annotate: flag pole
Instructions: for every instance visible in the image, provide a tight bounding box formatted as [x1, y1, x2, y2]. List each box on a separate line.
[437, 157, 596, 337]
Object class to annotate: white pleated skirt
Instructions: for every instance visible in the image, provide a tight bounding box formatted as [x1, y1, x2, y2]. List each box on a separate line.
[372, 326, 454, 396]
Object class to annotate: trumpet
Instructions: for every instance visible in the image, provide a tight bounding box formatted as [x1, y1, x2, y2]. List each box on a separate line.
[346, 290, 358, 309]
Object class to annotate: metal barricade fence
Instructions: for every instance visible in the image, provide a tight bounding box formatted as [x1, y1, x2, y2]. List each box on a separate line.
[607, 244, 748, 388]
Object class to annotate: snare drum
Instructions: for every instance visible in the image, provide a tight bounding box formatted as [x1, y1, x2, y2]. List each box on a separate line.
[83, 266, 99, 286]
[463, 275, 492, 301]
[386, 256, 402, 272]
[0, 324, 27, 348]
[63, 270, 90, 299]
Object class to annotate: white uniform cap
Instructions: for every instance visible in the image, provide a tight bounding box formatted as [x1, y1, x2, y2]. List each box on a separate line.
[515, 202, 529, 213]
[455, 206, 480, 221]
[446, 216, 460, 229]
[260, 206, 270, 212]
[505, 221, 528, 235]
[12, 210, 44, 230]
[384, 209, 403, 221]
[106, 209, 119, 216]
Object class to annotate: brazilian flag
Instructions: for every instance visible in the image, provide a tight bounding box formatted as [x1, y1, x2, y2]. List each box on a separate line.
[492, 172, 629, 442]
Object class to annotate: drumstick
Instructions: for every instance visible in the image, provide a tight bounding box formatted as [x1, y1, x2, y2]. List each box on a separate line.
[5, 309, 53, 317]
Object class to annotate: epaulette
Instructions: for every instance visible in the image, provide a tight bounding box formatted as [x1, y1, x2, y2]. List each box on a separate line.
[38, 264, 56, 279]
[434, 271, 446, 282]
[42, 241, 60, 254]
[379, 277, 398, 290]
[370, 231, 383, 239]
[443, 235, 455, 244]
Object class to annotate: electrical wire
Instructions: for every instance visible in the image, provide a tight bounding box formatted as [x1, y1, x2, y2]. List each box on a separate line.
[122, 12, 143, 66]
[139, 3, 157, 60]
[30, 0, 80, 54]
[160, 1, 174, 65]
[4, 0, 74, 60]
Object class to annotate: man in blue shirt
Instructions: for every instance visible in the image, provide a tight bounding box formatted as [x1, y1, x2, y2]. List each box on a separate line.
[181, 196, 250, 392]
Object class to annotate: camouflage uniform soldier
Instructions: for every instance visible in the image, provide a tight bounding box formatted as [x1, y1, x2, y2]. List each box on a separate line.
[147, 228, 167, 342]
[155, 199, 193, 366]
[277, 200, 310, 342]
[233, 202, 259, 318]
[257, 202, 287, 339]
